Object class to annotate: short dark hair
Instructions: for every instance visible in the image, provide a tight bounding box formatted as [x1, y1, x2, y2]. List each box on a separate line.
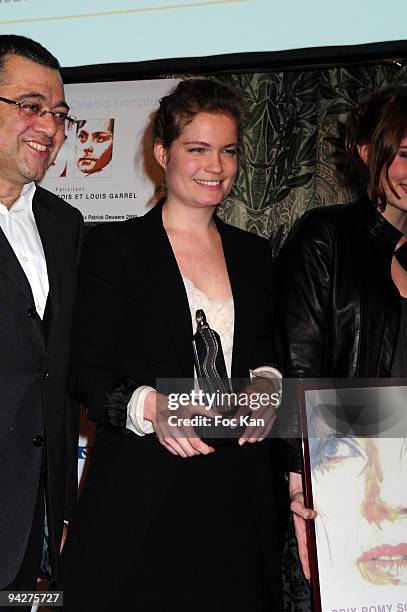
[152, 78, 245, 151]
[0, 34, 60, 78]
[343, 86, 407, 208]
[76, 117, 115, 136]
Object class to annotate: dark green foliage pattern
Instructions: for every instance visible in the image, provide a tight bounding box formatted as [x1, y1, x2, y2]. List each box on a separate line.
[211, 64, 407, 255]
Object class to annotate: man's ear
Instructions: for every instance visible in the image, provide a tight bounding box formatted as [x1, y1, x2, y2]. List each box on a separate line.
[154, 141, 168, 170]
[357, 143, 369, 165]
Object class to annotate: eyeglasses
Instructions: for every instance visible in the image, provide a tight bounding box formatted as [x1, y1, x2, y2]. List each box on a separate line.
[0, 96, 77, 128]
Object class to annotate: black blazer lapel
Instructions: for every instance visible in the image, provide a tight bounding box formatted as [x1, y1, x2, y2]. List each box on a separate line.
[33, 191, 61, 337]
[215, 217, 255, 379]
[141, 202, 194, 378]
[0, 226, 34, 304]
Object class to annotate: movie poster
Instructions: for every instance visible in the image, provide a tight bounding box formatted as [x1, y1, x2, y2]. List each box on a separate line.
[40, 78, 180, 221]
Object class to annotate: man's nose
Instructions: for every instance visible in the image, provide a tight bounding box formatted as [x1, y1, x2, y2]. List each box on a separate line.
[33, 110, 58, 137]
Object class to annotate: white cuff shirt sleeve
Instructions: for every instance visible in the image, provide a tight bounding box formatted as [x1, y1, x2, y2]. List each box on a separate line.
[126, 386, 155, 436]
[249, 365, 282, 399]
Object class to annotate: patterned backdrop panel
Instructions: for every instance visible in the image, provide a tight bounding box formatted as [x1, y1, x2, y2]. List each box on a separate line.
[209, 63, 407, 257]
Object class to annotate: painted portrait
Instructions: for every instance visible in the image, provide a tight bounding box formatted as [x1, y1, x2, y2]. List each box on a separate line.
[302, 384, 407, 611]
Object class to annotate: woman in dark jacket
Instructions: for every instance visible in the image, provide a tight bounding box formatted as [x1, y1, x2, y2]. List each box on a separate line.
[61, 79, 282, 612]
[274, 86, 407, 579]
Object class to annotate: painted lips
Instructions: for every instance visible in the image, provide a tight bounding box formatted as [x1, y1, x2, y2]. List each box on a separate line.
[78, 158, 96, 168]
[357, 543, 407, 585]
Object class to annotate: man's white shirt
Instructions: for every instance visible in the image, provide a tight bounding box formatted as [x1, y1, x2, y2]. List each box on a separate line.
[0, 182, 48, 319]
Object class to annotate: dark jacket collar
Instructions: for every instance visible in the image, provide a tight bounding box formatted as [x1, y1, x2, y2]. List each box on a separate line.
[141, 199, 254, 378]
[141, 200, 192, 377]
[33, 188, 60, 320]
[356, 192, 402, 259]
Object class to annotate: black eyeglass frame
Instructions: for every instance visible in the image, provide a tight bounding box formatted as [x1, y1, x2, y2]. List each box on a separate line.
[0, 95, 77, 126]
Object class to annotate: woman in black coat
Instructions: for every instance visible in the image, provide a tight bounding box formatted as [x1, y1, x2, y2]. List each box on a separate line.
[274, 86, 407, 581]
[61, 79, 282, 612]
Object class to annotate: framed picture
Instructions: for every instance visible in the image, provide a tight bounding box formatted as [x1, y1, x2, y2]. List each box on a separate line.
[299, 380, 407, 612]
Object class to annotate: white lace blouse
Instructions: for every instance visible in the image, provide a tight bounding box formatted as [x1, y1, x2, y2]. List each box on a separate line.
[126, 277, 234, 435]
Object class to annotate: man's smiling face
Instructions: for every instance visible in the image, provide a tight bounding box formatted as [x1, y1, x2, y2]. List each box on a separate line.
[0, 53, 66, 191]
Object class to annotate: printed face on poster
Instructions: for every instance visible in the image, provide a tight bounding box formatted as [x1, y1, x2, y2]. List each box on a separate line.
[300, 382, 407, 612]
[40, 78, 180, 221]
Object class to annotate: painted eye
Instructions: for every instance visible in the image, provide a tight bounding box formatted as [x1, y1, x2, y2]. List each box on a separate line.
[93, 133, 111, 144]
[78, 131, 88, 144]
[324, 439, 349, 459]
[313, 436, 363, 471]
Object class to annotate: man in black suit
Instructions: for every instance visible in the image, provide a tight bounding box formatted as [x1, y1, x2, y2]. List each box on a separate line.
[0, 35, 83, 595]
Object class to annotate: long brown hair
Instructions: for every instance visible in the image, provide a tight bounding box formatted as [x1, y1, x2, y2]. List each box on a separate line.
[343, 86, 407, 209]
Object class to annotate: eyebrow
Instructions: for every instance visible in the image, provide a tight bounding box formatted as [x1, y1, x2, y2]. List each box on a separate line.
[16, 91, 69, 110]
[183, 140, 237, 147]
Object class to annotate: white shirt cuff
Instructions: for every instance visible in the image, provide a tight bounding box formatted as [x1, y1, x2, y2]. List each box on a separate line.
[126, 386, 155, 436]
[249, 365, 282, 396]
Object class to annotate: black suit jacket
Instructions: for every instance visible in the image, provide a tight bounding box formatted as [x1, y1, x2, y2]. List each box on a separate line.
[64, 201, 282, 611]
[72, 200, 276, 420]
[0, 186, 83, 588]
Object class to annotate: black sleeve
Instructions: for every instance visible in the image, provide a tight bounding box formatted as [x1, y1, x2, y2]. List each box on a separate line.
[64, 394, 79, 520]
[273, 210, 335, 472]
[250, 239, 279, 370]
[64, 208, 86, 518]
[69, 223, 138, 427]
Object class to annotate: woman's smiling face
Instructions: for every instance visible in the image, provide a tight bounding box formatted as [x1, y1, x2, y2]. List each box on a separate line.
[154, 111, 238, 210]
[382, 137, 407, 215]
